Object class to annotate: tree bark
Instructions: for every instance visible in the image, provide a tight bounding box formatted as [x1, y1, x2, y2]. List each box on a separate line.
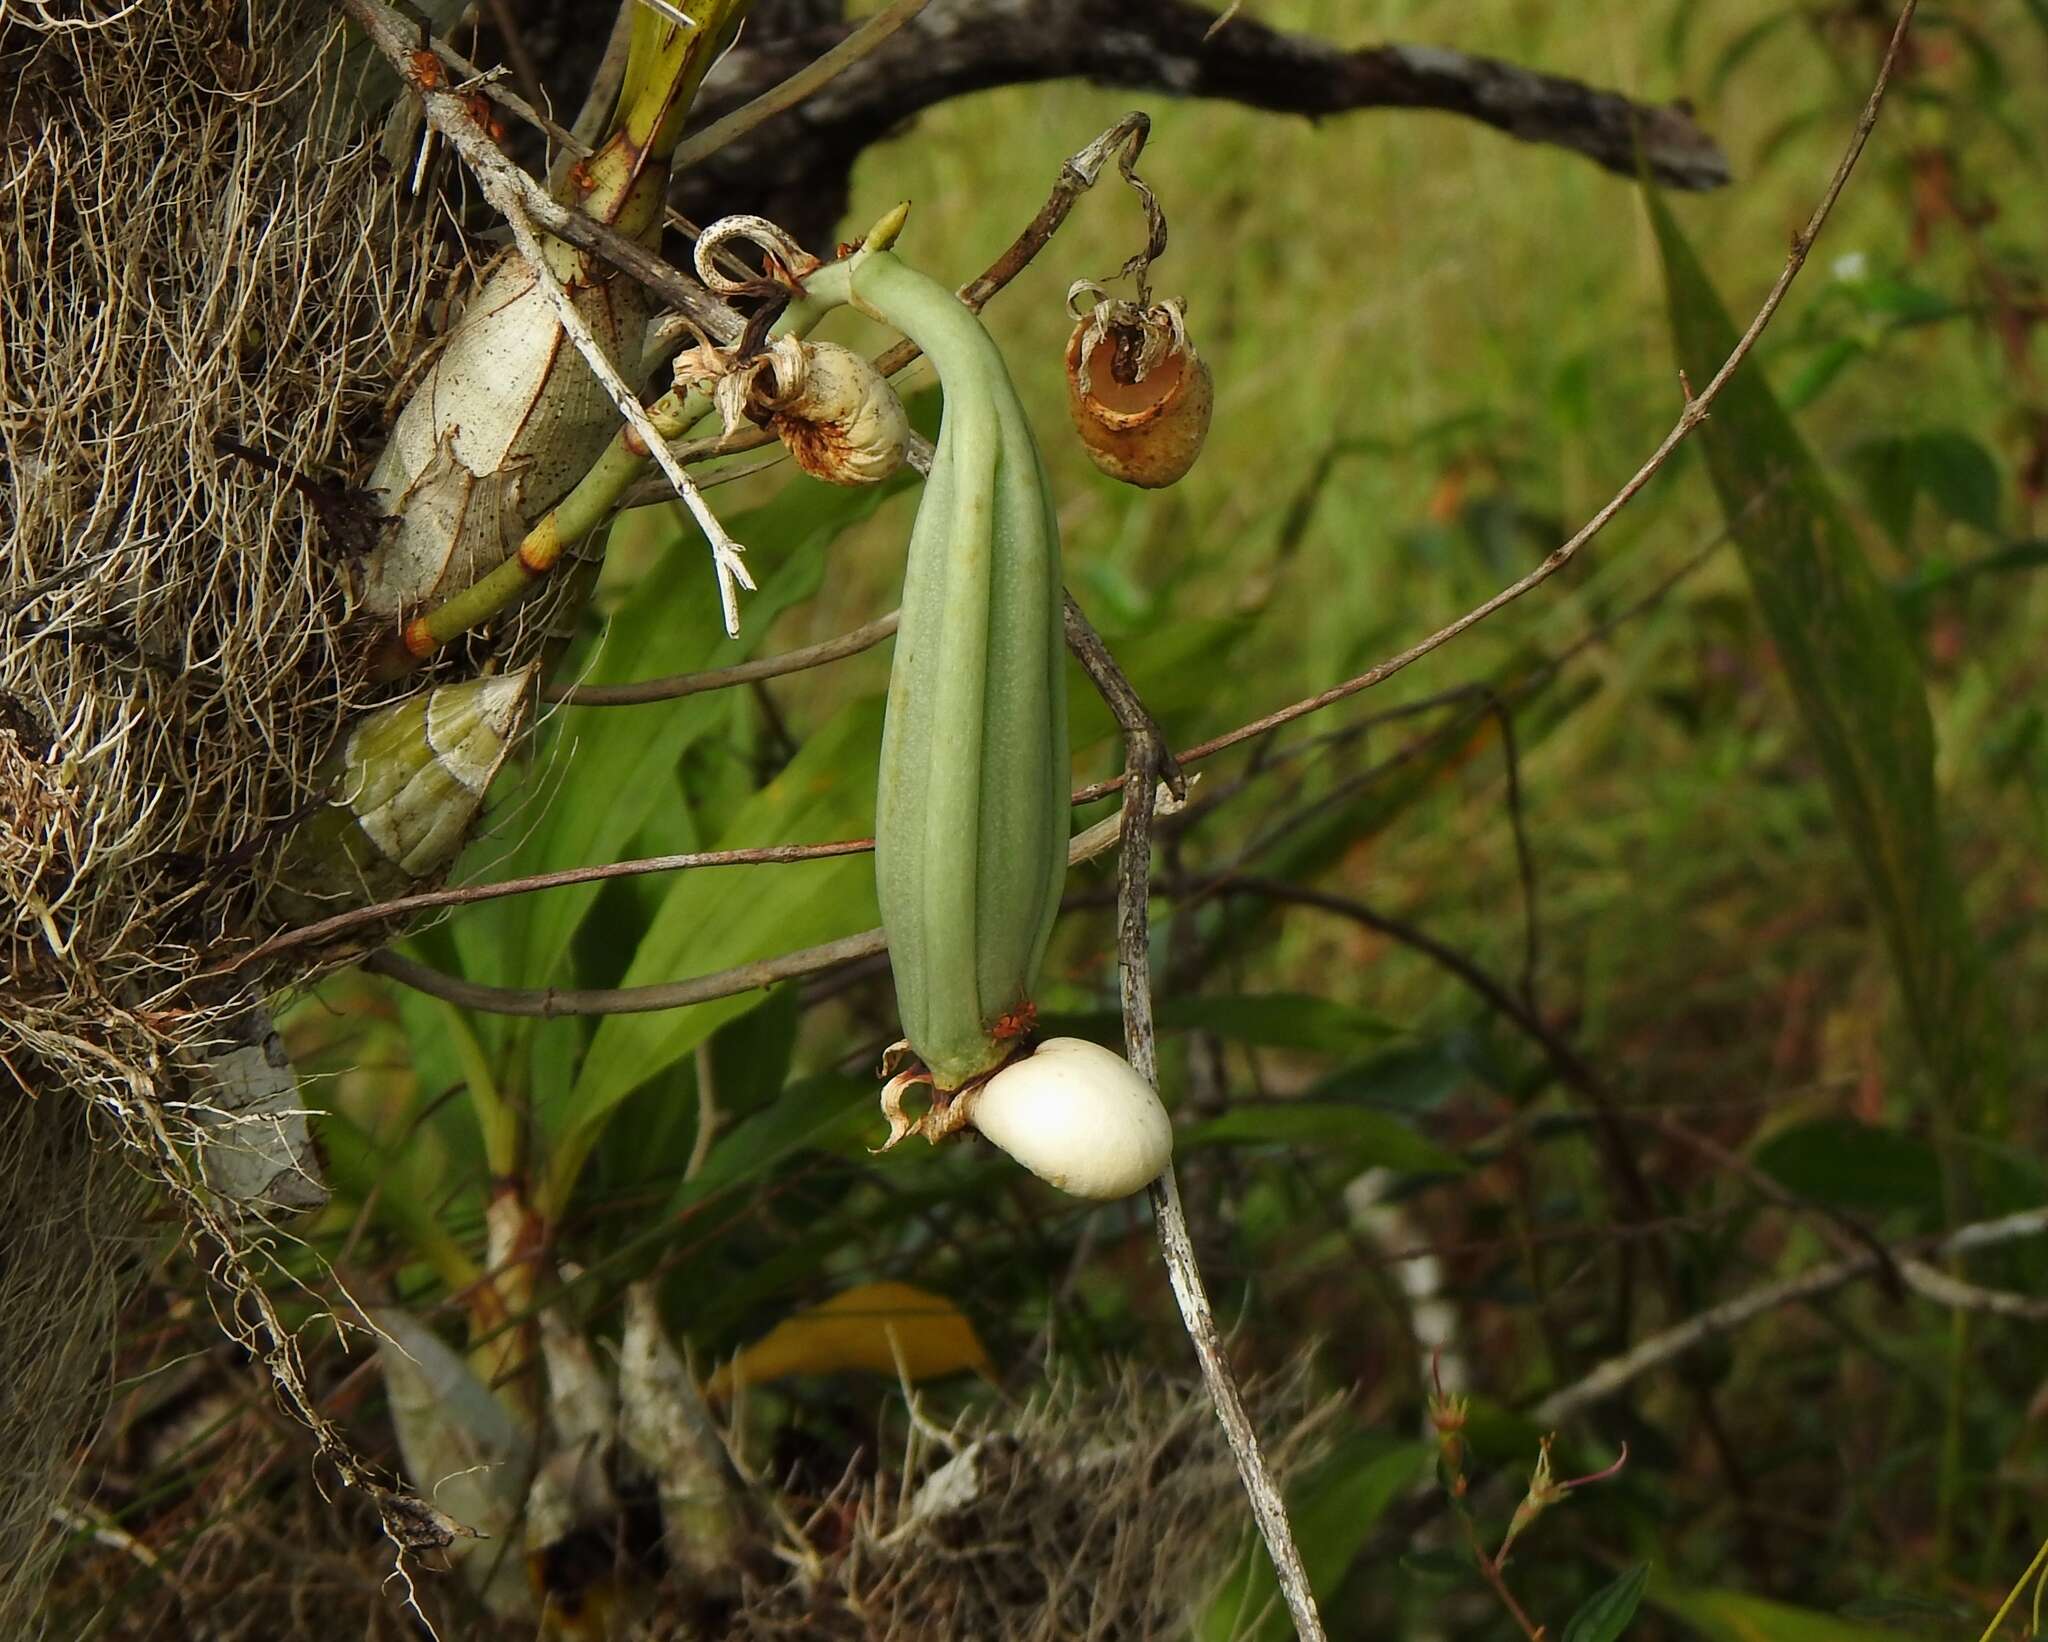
[668, 0, 1729, 246]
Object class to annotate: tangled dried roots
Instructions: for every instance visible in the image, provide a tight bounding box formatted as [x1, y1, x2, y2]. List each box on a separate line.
[2, 0, 454, 1614]
[723, 1369, 1333, 1642]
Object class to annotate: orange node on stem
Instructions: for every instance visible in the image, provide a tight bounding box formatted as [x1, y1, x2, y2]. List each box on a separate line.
[991, 1001, 1039, 1042]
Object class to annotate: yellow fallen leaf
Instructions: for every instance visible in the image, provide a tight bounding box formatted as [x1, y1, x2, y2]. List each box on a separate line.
[703, 1281, 994, 1402]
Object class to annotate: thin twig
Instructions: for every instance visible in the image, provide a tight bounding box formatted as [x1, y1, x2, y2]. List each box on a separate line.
[423, 33, 579, 153]
[1072, 612, 1323, 1636]
[1455, 1509, 1544, 1642]
[544, 610, 900, 705]
[685, 1042, 719, 1182]
[612, 441, 798, 508]
[959, 111, 1155, 312]
[1062, 593, 1184, 799]
[669, 0, 931, 171]
[230, 842, 878, 968]
[1535, 1208, 2048, 1425]
[1486, 692, 1541, 1010]
[359, 780, 1189, 1017]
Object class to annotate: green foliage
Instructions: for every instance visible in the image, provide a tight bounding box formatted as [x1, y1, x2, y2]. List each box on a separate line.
[1849, 429, 2002, 544]
[1562, 1564, 1650, 1642]
[1751, 1117, 1943, 1221]
[1650, 190, 2009, 1132]
[548, 696, 883, 1201]
[1197, 1440, 1430, 1642]
[447, 476, 901, 1005]
[1652, 1586, 1914, 1642]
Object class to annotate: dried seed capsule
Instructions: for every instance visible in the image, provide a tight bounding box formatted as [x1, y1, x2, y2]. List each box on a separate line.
[1064, 295, 1212, 489]
[756, 338, 910, 486]
[268, 668, 532, 919]
[964, 1038, 1172, 1199]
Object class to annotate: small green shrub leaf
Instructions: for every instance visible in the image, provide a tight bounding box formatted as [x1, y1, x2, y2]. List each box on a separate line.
[1752, 1118, 1942, 1219]
[1562, 1564, 1650, 1642]
[1183, 1103, 1463, 1173]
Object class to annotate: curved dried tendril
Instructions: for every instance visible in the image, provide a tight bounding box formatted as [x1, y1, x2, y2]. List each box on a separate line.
[693, 213, 821, 297]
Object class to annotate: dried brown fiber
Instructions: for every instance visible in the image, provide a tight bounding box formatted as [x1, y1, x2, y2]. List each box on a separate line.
[1, 0, 452, 1619]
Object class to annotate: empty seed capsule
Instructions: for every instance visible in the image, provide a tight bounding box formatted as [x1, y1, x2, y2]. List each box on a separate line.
[1064, 295, 1212, 489]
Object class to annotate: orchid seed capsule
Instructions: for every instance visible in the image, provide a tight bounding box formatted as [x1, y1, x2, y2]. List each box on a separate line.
[1063, 294, 1212, 490]
[963, 1038, 1172, 1200]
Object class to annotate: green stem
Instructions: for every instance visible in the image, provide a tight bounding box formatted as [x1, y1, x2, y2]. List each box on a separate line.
[587, 0, 751, 243]
[1976, 1528, 2048, 1642]
[437, 999, 520, 1180]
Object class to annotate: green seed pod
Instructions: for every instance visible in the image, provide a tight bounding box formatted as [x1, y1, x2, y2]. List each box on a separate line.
[268, 668, 531, 920]
[846, 252, 1068, 1092]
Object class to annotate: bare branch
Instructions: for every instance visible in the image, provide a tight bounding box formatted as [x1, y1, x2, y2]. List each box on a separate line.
[362, 933, 887, 1019]
[1067, 608, 1323, 1637]
[230, 841, 878, 969]
[545, 611, 900, 706]
[1536, 1209, 2048, 1426]
[678, 0, 1730, 247]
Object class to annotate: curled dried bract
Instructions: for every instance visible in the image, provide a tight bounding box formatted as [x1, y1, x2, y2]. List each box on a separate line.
[680, 334, 909, 486]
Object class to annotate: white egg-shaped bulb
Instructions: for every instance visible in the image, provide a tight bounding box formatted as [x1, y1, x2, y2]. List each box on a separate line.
[966, 1038, 1172, 1200]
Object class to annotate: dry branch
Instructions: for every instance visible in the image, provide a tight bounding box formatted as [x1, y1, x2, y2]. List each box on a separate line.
[679, 0, 1730, 246]
[1090, 636, 1324, 1635]
[544, 609, 900, 706]
[1536, 1208, 2048, 1425]
[361, 777, 1188, 1018]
